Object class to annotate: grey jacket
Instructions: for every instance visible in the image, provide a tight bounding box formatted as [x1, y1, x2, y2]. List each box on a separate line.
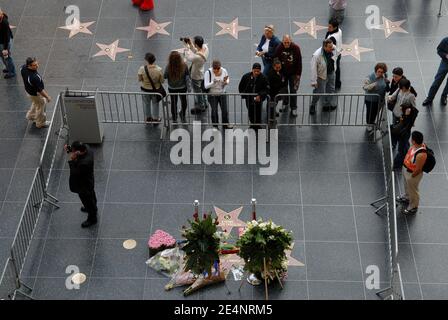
[389, 89, 417, 118]
[310, 47, 338, 84]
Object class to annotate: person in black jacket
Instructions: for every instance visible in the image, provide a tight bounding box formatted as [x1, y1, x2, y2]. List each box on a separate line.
[238, 63, 269, 129]
[422, 36, 448, 106]
[267, 58, 288, 118]
[388, 67, 417, 97]
[391, 103, 419, 170]
[65, 141, 98, 228]
[0, 9, 15, 78]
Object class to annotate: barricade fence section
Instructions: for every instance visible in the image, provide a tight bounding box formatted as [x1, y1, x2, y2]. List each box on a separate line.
[39, 93, 68, 187]
[0, 258, 17, 300]
[271, 93, 383, 128]
[374, 105, 404, 300]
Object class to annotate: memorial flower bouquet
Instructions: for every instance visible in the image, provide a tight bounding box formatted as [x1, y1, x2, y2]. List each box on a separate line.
[148, 229, 176, 257]
[236, 219, 293, 283]
[181, 213, 225, 296]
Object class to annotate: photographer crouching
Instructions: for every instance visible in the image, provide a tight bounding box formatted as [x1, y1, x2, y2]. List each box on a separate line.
[64, 141, 98, 228]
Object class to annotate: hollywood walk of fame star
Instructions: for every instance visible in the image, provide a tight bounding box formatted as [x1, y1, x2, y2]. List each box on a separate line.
[380, 17, 409, 38]
[136, 19, 172, 39]
[214, 206, 246, 235]
[220, 254, 245, 275]
[93, 40, 130, 61]
[285, 244, 304, 267]
[59, 18, 95, 38]
[341, 39, 374, 62]
[215, 18, 250, 39]
[293, 17, 327, 39]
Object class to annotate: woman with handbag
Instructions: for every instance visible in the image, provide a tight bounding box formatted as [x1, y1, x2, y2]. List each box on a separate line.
[138, 52, 165, 123]
[164, 51, 189, 122]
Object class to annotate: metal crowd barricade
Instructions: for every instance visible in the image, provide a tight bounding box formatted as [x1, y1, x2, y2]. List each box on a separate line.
[371, 108, 405, 300]
[63, 90, 167, 139]
[271, 93, 383, 129]
[162, 92, 271, 135]
[39, 93, 68, 188]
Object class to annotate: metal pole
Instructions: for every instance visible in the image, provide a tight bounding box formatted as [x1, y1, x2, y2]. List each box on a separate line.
[438, 0, 443, 17]
[251, 198, 257, 220]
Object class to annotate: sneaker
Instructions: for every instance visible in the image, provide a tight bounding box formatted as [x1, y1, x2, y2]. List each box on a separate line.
[396, 196, 409, 203]
[2, 69, 7, 73]
[442, 96, 447, 106]
[224, 124, 233, 129]
[36, 121, 51, 128]
[422, 98, 433, 107]
[403, 207, 418, 215]
[291, 109, 298, 117]
[145, 117, 153, 123]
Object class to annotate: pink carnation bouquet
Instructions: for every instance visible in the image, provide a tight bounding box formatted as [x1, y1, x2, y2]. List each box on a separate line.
[148, 230, 176, 257]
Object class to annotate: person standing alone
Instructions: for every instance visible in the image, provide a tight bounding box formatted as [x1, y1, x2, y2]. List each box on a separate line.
[422, 36, 448, 107]
[20, 57, 51, 128]
[0, 8, 15, 79]
[65, 141, 98, 228]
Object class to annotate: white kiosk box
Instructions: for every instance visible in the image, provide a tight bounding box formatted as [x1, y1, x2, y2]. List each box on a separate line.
[63, 92, 104, 144]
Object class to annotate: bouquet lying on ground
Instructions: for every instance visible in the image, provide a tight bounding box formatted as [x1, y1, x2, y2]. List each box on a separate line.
[237, 219, 293, 283]
[148, 229, 177, 257]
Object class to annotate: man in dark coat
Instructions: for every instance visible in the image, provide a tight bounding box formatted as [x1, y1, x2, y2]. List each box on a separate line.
[238, 63, 269, 129]
[65, 141, 98, 228]
[0, 8, 15, 78]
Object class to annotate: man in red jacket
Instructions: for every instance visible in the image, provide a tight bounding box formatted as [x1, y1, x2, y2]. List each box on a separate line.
[274, 35, 302, 117]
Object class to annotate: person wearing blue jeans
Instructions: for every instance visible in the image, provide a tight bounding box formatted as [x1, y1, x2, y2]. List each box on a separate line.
[0, 9, 15, 79]
[422, 37, 448, 106]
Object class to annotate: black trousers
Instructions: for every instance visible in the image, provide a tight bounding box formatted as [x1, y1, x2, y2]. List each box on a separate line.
[169, 88, 187, 120]
[78, 190, 98, 221]
[336, 55, 341, 89]
[245, 99, 262, 126]
[365, 100, 380, 125]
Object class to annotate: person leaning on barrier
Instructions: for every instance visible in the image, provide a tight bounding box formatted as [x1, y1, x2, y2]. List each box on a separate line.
[273, 35, 302, 117]
[267, 58, 288, 117]
[238, 63, 269, 130]
[396, 131, 427, 215]
[64, 141, 98, 228]
[204, 59, 232, 129]
[309, 39, 338, 115]
[164, 51, 190, 123]
[138, 52, 164, 124]
[362, 62, 389, 133]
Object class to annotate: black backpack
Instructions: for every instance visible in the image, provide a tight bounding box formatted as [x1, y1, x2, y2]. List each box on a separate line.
[416, 147, 436, 173]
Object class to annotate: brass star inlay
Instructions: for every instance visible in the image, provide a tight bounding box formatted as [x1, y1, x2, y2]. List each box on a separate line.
[285, 243, 304, 267]
[215, 18, 250, 39]
[214, 206, 246, 236]
[341, 39, 374, 62]
[293, 18, 327, 39]
[59, 18, 95, 38]
[93, 40, 130, 61]
[380, 17, 409, 39]
[136, 19, 172, 39]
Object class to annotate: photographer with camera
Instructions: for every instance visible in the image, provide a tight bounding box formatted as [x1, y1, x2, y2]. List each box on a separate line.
[64, 141, 98, 228]
[181, 36, 209, 114]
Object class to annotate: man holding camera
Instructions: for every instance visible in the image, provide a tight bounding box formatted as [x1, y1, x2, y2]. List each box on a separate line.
[182, 36, 209, 114]
[65, 141, 98, 228]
